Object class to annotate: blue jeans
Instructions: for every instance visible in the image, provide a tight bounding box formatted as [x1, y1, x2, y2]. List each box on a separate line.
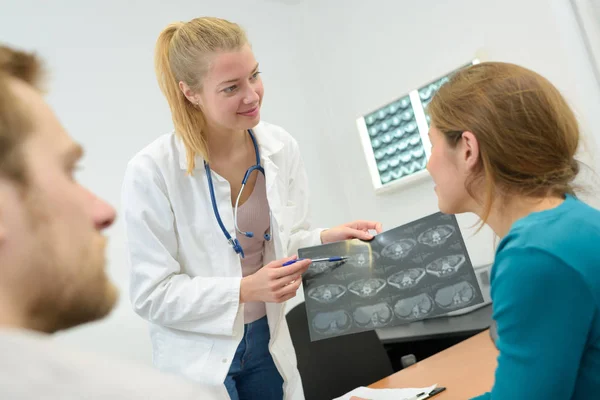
[224, 316, 284, 400]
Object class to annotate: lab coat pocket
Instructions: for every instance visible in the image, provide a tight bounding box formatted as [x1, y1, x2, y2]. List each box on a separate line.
[154, 330, 214, 380]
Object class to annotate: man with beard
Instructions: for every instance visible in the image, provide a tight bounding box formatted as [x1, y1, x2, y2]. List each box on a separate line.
[0, 44, 224, 399]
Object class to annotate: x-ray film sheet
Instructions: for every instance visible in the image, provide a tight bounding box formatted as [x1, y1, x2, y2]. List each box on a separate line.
[298, 212, 484, 341]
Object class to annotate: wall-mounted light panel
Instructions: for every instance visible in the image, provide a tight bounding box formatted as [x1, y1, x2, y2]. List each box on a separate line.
[357, 59, 479, 194]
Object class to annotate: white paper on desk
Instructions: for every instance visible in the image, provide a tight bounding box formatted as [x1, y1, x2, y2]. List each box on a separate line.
[334, 384, 437, 400]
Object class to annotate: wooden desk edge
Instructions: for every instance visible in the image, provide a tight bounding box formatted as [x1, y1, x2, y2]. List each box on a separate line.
[369, 330, 498, 399]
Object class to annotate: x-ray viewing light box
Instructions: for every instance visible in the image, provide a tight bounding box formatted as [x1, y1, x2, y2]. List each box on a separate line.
[357, 59, 480, 194]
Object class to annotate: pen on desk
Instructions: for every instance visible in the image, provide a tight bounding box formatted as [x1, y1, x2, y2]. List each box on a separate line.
[426, 387, 446, 398]
[406, 387, 446, 400]
[282, 256, 348, 266]
[405, 391, 426, 400]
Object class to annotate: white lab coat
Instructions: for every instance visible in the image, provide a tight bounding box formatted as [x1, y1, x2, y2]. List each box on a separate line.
[122, 121, 322, 399]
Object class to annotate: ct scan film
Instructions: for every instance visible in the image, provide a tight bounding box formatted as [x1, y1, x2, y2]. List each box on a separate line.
[298, 212, 483, 341]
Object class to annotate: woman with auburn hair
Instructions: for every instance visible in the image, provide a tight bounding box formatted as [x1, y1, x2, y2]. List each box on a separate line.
[426, 61, 600, 399]
[122, 16, 381, 400]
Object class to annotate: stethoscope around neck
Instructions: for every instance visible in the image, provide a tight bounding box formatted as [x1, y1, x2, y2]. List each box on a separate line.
[204, 129, 272, 259]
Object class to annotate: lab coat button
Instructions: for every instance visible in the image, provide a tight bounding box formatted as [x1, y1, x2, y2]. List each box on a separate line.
[222, 358, 228, 363]
[279, 225, 284, 232]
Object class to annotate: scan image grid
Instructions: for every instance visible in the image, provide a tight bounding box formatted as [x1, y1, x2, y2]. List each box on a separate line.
[299, 212, 484, 341]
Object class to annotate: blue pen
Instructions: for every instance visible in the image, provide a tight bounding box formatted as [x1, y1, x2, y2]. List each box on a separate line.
[282, 256, 348, 266]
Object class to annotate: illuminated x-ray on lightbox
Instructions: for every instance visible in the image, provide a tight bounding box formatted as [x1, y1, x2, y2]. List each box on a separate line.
[357, 60, 479, 193]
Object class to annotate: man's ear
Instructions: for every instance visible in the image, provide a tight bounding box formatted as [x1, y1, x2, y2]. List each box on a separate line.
[460, 131, 480, 172]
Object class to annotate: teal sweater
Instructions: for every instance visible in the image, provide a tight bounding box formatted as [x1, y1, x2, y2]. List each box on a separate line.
[472, 195, 600, 399]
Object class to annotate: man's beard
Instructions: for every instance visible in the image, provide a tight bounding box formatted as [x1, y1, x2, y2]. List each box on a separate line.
[23, 230, 119, 333]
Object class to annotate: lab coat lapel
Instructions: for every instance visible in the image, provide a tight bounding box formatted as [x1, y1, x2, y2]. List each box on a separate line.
[256, 128, 287, 338]
[262, 156, 281, 222]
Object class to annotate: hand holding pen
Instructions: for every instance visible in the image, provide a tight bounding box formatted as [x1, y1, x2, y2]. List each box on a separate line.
[240, 255, 311, 304]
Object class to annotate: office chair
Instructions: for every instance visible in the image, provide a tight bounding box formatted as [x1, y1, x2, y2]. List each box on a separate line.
[286, 302, 394, 400]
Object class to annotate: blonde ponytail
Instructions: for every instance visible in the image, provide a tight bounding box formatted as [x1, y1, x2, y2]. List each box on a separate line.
[154, 17, 248, 173]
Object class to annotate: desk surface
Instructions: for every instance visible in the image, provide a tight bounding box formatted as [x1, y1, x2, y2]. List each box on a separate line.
[369, 330, 498, 399]
[376, 304, 493, 344]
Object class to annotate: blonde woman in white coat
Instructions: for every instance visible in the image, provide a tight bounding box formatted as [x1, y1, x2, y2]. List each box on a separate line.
[122, 17, 382, 400]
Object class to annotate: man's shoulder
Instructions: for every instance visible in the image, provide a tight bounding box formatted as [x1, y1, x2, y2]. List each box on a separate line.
[0, 328, 225, 400]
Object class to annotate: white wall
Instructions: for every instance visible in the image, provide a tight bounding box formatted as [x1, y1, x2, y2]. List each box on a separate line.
[1, 0, 599, 366]
[0, 0, 349, 364]
[301, 0, 600, 270]
[570, 0, 600, 88]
